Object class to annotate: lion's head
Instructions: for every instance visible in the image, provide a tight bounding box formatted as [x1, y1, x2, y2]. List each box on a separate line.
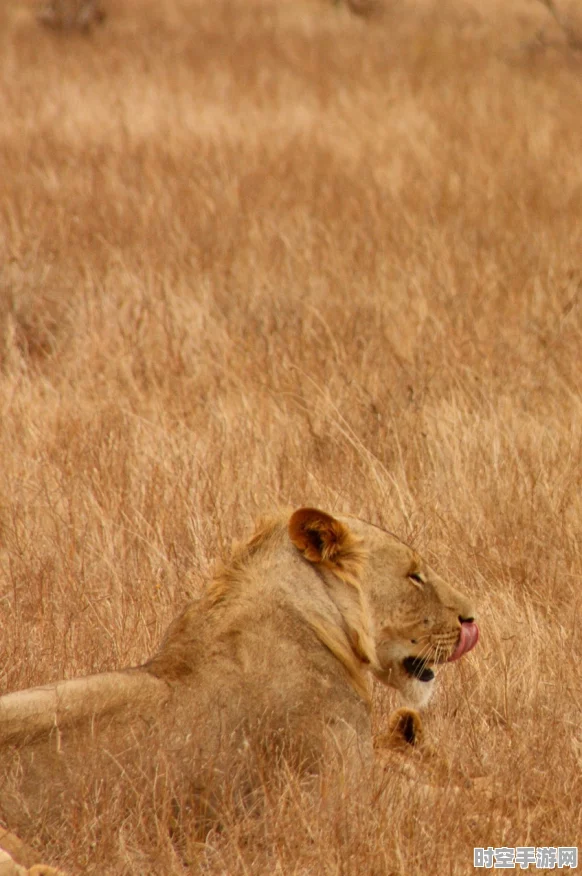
[289, 508, 479, 708]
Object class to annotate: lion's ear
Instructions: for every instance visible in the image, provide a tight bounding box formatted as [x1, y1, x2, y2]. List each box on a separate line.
[288, 507, 353, 566]
[375, 708, 424, 751]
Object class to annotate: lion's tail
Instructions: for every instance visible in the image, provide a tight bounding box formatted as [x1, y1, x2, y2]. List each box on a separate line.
[0, 670, 169, 747]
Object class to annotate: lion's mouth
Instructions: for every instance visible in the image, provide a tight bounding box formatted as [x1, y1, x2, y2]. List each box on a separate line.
[402, 657, 435, 682]
[403, 621, 480, 682]
[448, 621, 479, 662]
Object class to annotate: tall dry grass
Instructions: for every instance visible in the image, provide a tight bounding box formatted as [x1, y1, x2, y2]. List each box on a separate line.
[0, 0, 581, 872]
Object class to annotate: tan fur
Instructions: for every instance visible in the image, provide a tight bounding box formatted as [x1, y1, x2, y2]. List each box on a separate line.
[36, 0, 105, 31]
[0, 829, 64, 875]
[0, 507, 477, 862]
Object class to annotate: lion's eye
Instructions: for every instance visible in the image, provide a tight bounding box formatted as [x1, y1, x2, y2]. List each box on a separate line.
[409, 572, 425, 586]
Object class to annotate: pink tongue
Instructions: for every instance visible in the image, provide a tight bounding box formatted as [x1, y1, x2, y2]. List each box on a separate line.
[448, 621, 479, 662]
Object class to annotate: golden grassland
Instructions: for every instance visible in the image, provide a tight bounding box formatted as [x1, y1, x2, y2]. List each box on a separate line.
[0, 0, 581, 872]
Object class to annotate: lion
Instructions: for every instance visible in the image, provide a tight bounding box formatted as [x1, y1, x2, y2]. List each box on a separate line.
[0, 507, 478, 867]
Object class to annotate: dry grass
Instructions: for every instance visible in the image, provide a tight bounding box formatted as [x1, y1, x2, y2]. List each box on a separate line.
[1, 0, 581, 872]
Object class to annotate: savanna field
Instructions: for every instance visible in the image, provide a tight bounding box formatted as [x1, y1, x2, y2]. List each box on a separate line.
[1, 0, 581, 872]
